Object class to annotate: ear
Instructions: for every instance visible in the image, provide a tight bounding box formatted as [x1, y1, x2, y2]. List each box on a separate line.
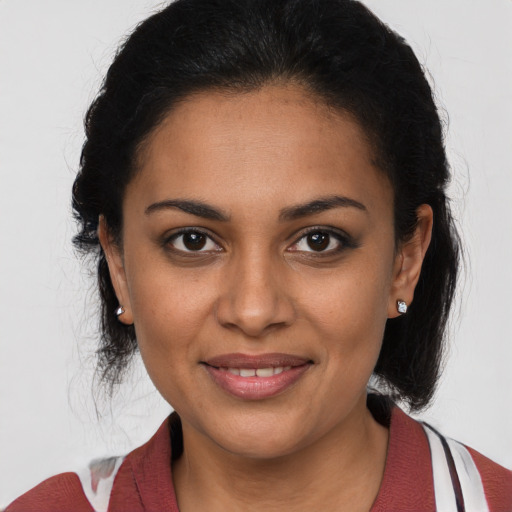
[98, 215, 134, 325]
[388, 204, 433, 318]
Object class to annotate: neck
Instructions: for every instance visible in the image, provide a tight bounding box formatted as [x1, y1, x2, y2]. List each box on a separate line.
[172, 396, 389, 512]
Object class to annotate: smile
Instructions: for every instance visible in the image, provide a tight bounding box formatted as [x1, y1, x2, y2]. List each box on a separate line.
[202, 353, 312, 400]
[221, 366, 291, 377]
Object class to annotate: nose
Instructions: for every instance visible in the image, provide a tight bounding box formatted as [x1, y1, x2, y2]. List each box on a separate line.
[215, 251, 296, 338]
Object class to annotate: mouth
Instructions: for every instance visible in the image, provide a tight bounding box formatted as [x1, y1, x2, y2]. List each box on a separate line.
[201, 353, 313, 400]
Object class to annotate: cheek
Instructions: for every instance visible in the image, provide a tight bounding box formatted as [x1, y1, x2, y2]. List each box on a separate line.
[302, 262, 391, 327]
[297, 256, 393, 363]
[125, 258, 217, 372]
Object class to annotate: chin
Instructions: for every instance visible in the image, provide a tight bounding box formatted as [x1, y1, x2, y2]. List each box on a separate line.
[202, 410, 318, 460]
[220, 432, 305, 460]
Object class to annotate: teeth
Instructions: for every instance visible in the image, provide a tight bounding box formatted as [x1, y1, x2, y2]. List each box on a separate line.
[223, 366, 290, 377]
[256, 367, 274, 377]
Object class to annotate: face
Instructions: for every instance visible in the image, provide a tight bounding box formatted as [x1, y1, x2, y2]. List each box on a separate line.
[102, 84, 430, 459]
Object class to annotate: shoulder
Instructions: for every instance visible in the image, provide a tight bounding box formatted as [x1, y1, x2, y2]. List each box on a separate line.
[4, 417, 178, 512]
[4, 417, 175, 512]
[421, 420, 512, 511]
[4, 472, 94, 512]
[4, 457, 125, 512]
[409, 409, 512, 511]
[465, 444, 512, 511]
[372, 402, 512, 512]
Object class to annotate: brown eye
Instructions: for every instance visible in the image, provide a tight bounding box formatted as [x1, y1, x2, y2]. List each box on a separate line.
[169, 231, 220, 253]
[288, 228, 350, 254]
[183, 232, 207, 250]
[307, 232, 330, 251]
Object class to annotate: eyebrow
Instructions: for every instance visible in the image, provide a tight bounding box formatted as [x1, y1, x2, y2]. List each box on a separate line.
[144, 194, 366, 222]
[279, 195, 367, 221]
[145, 199, 230, 221]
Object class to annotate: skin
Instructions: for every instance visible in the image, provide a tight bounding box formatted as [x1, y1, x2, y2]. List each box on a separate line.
[99, 84, 432, 512]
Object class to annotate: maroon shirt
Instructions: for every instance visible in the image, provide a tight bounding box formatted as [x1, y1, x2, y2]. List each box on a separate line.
[6, 406, 512, 511]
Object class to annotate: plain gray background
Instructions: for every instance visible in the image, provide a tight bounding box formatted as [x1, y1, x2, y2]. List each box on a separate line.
[1, 0, 511, 506]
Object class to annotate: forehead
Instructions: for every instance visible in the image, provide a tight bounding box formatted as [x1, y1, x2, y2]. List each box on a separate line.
[128, 84, 392, 218]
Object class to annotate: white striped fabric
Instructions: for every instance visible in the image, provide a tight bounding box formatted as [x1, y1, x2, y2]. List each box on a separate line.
[77, 455, 125, 512]
[446, 438, 489, 512]
[423, 423, 489, 512]
[424, 424, 460, 512]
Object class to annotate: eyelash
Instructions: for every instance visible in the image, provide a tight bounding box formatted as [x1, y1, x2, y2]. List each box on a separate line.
[164, 228, 222, 254]
[164, 226, 356, 256]
[288, 226, 357, 255]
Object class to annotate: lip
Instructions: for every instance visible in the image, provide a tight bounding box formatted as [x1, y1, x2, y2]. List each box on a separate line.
[202, 352, 313, 400]
[204, 352, 311, 369]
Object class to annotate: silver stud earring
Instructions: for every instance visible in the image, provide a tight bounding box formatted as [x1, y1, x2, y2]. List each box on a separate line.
[397, 300, 408, 314]
[115, 306, 125, 317]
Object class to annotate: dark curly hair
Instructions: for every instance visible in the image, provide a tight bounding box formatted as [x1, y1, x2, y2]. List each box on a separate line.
[72, 0, 460, 410]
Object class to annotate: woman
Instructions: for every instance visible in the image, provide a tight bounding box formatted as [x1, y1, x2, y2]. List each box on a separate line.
[5, 0, 512, 510]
